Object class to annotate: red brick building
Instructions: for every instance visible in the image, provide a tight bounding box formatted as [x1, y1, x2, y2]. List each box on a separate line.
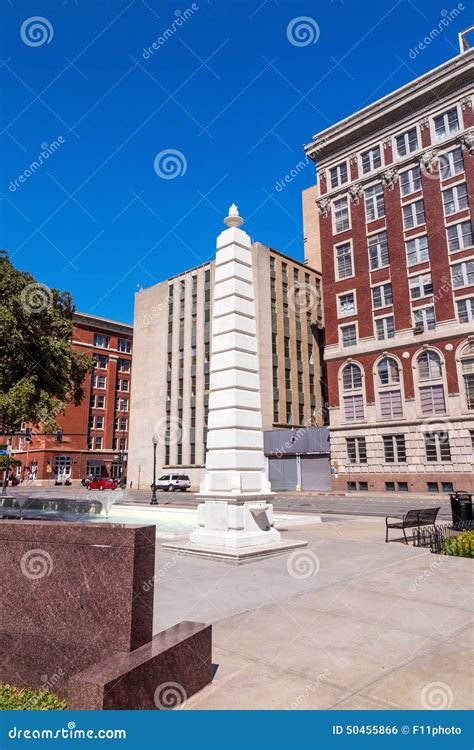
[304, 48, 474, 494]
[11, 312, 133, 485]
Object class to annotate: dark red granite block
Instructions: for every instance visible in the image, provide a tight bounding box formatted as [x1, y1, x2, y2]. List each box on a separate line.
[67, 622, 212, 710]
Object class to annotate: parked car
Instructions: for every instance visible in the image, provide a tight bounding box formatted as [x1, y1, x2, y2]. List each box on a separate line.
[153, 474, 191, 492]
[87, 478, 118, 491]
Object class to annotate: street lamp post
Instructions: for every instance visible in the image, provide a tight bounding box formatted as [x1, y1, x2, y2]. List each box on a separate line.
[150, 434, 159, 505]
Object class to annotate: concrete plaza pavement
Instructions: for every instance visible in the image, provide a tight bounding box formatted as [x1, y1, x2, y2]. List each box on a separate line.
[151, 516, 473, 710]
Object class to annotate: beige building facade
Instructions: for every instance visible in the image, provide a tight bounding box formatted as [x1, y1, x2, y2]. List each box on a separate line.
[128, 242, 324, 489]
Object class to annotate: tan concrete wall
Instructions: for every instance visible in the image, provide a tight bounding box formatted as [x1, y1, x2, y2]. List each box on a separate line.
[302, 184, 321, 272]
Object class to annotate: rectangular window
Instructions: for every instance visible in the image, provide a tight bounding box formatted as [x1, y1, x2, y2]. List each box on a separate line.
[89, 395, 96, 408]
[396, 127, 418, 156]
[457, 298, 474, 323]
[93, 334, 109, 349]
[447, 221, 473, 252]
[420, 385, 446, 415]
[335, 242, 353, 279]
[380, 390, 402, 418]
[97, 395, 105, 408]
[375, 315, 395, 340]
[409, 272, 433, 299]
[385, 481, 396, 492]
[117, 339, 131, 353]
[364, 183, 385, 222]
[413, 306, 436, 331]
[434, 107, 460, 140]
[333, 197, 350, 233]
[95, 415, 103, 429]
[96, 375, 106, 389]
[463, 359, 474, 409]
[121, 379, 129, 392]
[361, 145, 381, 174]
[406, 235, 429, 266]
[425, 432, 451, 462]
[95, 436, 103, 449]
[372, 283, 392, 309]
[443, 184, 469, 216]
[341, 324, 357, 348]
[330, 162, 348, 188]
[117, 358, 131, 372]
[89, 416, 94, 429]
[346, 437, 367, 464]
[338, 292, 356, 317]
[400, 166, 422, 196]
[94, 354, 108, 369]
[368, 231, 389, 270]
[403, 200, 425, 229]
[343, 394, 364, 422]
[451, 260, 474, 289]
[439, 147, 464, 180]
[286, 402, 292, 425]
[383, 435, 406, 463]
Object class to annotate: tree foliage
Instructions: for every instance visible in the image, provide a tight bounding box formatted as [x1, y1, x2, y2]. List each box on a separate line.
[0, 250, 93, 433]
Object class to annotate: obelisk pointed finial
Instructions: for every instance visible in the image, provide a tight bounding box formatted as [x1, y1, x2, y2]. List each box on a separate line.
[224, 203, 244, 228]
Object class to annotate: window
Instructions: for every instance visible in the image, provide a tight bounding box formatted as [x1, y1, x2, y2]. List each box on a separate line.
[361, 145, 381, 174]
[364, 183, 385, 221]
[89, 416, 94, 429]
[117, 358, 131, 372]
[396, 127, 418, 156]
[97, 375, 106, 389]
[358, 482, 368, 491]
[121, 379, 129, 392]
[434, 107, 460, 140]
[90, 395, 96, 408]
[385, 482, 396, 492]
[333, 197, 350, 233]
[457, 298, 474, 323]
[375, 316, 395, 340]
[462, 358, 474, 409]
[96, 415, 104, 429]
[442, 482, 453, 493]
[427, 482, 439, 493]
[285, 368, 291, 389]
[451, 260, 474, 289]
[97, 395, 105, 409]
[372, 283, 392, 309]
[368, 231, 389, 270]
[341, 324, 357, 348]
[338, 292, 356, 317]
[420, 385, 446, 415]
[286, 402, 292, 424]
[418, 351, 442, 380]
[93, 334, 109, 349]
[330, 162, 348, 188]
[383, 435, 406, 463]
[343, 363, 362, 390]
[400, 166, 422, 196]
[95, 436, 103, 449]
[346, 437, 367, 464]
[398, 482, 409, 492]
[406, 235, 429, 266]
[94, 354, 108, 368]
[335, 242, 353, 279]
[116, 398, 128, 412]
[347, 481, 357, 491]
[447, 221, 473, 252]
[413, 306, 436, 331]
[439, 147, 464, 180]
[117, 339, 132, 353]
[409, 272, 432, 299]
[425, 433, 451, 462]
[379, 389, 402, 418]
[403, 200, 425, 229]
[377, 357, 400, 385]
[344, 395, 364, 422]
[443, 184, 469, 216]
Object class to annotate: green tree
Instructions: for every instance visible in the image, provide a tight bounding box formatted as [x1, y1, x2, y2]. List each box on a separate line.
[0, 250, 93, 433]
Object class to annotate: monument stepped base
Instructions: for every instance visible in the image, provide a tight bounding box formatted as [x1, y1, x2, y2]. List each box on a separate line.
[162, 537, 307, 563]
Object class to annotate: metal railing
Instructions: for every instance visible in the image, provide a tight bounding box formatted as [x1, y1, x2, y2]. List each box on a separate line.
[413, 522, 474, 557]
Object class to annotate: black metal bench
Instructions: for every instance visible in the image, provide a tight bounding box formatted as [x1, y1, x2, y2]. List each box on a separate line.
[385, 507, 440, 544]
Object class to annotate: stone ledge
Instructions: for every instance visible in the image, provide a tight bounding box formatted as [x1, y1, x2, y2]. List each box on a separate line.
[162, 538, 308, 563]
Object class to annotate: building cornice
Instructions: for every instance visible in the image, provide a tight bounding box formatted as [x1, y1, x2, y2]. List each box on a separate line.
[304, 50, 474, 163]
[74, 312, 133, 336]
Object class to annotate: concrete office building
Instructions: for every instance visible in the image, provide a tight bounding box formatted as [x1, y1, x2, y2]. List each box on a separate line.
[128, 238, 325, 490]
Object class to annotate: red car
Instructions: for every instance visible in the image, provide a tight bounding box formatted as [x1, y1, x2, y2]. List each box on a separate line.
[87, 478, 118, 491]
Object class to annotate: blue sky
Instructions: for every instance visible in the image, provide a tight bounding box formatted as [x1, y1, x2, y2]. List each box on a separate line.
[1, 0, 468, 323]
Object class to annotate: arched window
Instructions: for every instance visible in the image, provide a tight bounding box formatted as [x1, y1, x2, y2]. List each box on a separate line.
[416, 350, 445, 415]
[341, 363, 364, 422]
[461, 356, 474, 410]
[376, 357, 402, 419]
[377, 357, 400, 385]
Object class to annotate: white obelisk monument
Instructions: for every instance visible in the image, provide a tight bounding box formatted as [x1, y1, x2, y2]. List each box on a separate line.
[164, 205, 307, 560]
